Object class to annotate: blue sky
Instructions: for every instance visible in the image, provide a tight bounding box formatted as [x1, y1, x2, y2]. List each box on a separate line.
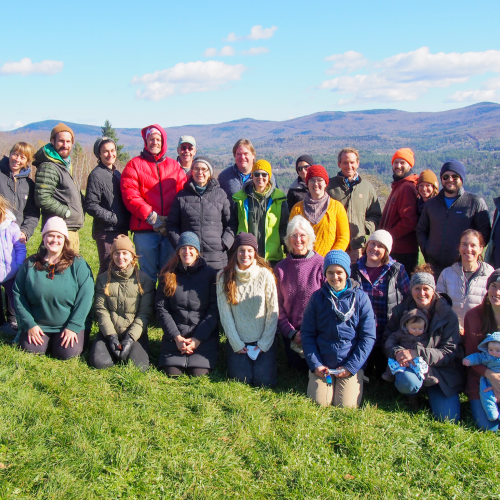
[1, 0, 499, 130]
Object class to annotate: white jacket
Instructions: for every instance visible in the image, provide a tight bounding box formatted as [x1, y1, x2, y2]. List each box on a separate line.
[436, 261, 494, 328]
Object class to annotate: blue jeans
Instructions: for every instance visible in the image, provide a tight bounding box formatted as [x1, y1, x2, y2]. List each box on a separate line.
[470, 399, 499, 432]
[394, 370, 460, 423]
[134, 232, 174, 283]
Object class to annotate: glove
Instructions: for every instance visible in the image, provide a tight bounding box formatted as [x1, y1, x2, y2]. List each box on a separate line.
[153, 215, 168, 235]
[107, 334, 122, 360]
[119, 334, 135, 361]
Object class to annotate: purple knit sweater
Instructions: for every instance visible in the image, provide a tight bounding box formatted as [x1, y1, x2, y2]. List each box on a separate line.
[274, 251, 325, 338]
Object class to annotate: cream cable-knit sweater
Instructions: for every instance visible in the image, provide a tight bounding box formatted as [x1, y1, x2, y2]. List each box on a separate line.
[216, 261, 278, 353]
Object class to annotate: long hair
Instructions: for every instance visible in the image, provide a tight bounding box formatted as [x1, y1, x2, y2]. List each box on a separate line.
[103, 254, 143, 296]
[0, 195, 12, 225]
[220, 250, 275, 306]
[456, 229, 485, 263]
[33, 238, 77, 273]
[159, 249, 200, 297]
[480, 293, 497, 336]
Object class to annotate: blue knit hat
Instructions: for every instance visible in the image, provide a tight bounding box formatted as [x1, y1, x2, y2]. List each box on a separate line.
[323, 250, 351, 277]
[176, 231, 200, 252]
[440, 160, 466, 183]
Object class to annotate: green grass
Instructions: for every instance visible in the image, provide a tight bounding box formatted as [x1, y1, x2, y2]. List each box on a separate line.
[0, 216, 499, 499]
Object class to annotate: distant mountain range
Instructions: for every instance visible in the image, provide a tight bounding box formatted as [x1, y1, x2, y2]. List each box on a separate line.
[3, 102, 500, 157]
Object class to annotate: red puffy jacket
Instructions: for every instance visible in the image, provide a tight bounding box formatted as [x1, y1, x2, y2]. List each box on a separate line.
[121, 124, 187, 231]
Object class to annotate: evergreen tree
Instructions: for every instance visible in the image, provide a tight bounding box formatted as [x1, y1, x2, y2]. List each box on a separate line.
[101, 119, 130, 162]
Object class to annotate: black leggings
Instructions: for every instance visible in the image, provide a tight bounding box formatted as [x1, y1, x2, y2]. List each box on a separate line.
[20, 329, 85, 360]
[161, 366, 209, 377]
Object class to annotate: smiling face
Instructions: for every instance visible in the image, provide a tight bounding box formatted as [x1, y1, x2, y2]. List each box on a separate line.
[365, 240, 386, 266]
[237, 245, 255, 270]
[296, 161, 310, 182]
[441, 170, 462, 197]
[51, 131, 73, 159]
[146, 133, 162, 155]
[113, 249, 133, 269]
[338, 152, 359, 181]
[392, 158, 412, 179]
[459, 233, 483, 265]
[100, 142, 117, 168]
[308, 177, 327, 200]
[178, 245, 198, 267]
[487, 281, 500, 308]
[9, 150, 28, 174]
[290, 227, 309, 255]
[252, 170, 270, 193]
[411, 284, 435, 310]
[192, 161, 210, 187]
[326, 264, 347, 291]
[43, 231, 66, 257]
[418, 182, 434, 201]
[488, 341, 500, 358]
[177, 142, 196, 167]
[234, 146, 255, 175]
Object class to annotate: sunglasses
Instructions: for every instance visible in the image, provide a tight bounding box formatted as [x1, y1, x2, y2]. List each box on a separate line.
[253, 172, 268, 178]
[297, 165, 310, 172]
[442, 174, 460, 181]
[46, 263, 56, 280]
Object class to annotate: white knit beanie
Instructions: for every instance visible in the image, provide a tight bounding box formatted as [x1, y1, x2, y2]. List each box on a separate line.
[41, 216, 69, 240]
[367, 230, 393, 255]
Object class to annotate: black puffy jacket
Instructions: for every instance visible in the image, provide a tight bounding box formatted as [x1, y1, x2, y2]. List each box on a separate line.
[156, 258, 219, 369]
[84, 163, 130, 235]
[167, 178, 237, 270]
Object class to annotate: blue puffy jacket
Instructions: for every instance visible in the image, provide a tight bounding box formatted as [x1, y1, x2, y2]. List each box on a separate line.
[301, 279, 376, 375]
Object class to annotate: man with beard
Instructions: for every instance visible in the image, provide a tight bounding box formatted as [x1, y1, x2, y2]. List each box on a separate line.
[416, 160, 491, 277]
[379, 148, 419, 274]
[33, 123, 84, 252]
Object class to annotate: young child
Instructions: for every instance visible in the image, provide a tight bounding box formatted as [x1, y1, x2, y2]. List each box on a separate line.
[0, 195, 27, 337]
[383, 309, 438, 387]
[463, 332, 500, 421]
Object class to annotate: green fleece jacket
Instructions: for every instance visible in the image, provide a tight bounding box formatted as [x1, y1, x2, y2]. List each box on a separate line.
[94, 265, 155, 341]
[13, 257, 94, 334]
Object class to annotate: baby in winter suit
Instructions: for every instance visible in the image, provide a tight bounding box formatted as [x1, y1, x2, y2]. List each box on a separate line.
[463, 332, 500, 421]
[383, 308, 439, 387]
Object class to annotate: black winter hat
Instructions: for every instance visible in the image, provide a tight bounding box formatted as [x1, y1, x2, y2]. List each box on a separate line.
[295, 154, 315, 172]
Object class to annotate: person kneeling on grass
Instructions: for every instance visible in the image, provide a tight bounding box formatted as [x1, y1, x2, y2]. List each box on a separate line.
[13, 217, 94, 359]
[156, 232, 219, 377]
[216, 232, 279, 387]
[89, 235, 155, 371]
[301, 250, 376, 408]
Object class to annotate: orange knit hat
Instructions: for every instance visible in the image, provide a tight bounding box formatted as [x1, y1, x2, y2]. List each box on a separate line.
[392, 148, 414, 168]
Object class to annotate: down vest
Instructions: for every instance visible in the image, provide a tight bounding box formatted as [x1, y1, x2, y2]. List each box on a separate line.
[156, 258, 219, 369]
[121, 124, 186, 231]
[436, 261, 494, 329]
[94, 265, 155, 341]
[166, 178, 237, 270]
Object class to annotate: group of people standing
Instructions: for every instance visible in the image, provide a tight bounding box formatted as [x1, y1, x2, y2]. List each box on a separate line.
[1, 122, 500, 433]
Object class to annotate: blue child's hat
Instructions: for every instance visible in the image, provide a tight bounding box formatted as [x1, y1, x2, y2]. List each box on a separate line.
[478, 332, 500, 353]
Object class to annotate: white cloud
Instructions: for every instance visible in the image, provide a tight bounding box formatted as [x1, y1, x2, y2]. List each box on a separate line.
[325, 51, 368, 74]
[446, 75, 500, 102]
[203, 48, 218, 57]
[203, 46, 235, 57]
[225, 25, 277, 42]
[241, 47, 269, 56]
[0, 57, 63, 76]
[131, 61, 246, 101]
[320, 47, 500, 105]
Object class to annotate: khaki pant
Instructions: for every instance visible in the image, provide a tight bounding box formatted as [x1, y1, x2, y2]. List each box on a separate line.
[67, 230, 80, 253]
[307, 369, 364, 408]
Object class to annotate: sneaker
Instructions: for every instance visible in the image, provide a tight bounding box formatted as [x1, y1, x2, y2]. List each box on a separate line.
[9, 321, 18, 331]
[0, 323, 17, 336]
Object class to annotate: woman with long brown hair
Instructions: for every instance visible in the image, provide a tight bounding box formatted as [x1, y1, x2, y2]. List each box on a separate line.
[156, 232, 219, 376]
[13, 217, 94, 359]
[216, 232, 279, 387]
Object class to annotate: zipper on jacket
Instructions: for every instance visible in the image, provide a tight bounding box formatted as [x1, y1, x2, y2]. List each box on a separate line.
[156, 162, 164, 216]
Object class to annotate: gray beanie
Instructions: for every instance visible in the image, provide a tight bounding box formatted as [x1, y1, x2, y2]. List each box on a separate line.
[192, 155, 213, 176]
[410, 272, 436, 291]
[93, 137, 116, 159]
[176, 231, 201, 252]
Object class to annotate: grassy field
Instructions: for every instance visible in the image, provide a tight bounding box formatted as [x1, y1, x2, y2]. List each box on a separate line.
[0, 216, 499, 499]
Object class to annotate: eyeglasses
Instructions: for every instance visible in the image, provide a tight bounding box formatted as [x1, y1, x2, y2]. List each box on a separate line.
[46, 263, 56, 280]
[192, 167, 209, 173]
[253, 172, 268, 178]
[308, 179, 325, 185]
[442, 174, 460, 181]
[180, 145, 194, 151]
[297, 165, 310, 172]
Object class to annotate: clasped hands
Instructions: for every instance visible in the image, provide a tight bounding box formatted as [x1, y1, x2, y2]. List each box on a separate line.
[175, 335, 200, 354]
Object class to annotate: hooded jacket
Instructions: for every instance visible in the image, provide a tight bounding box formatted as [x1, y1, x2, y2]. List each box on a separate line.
[33, 145, 85, 230]
[384, 308, 431, 357]
[382, 293, 464, 397]
[287, 176, 308, 212]
[327, 173, 382, 250]
[416, 188, 491, 276]
[436, 261, 494, 328]
[300, 279, 376, 375]
[0, 156, 39, 240]
[0, 211, 27, 283]
[379, 173, 419, 254]
[166, 177, 237, 270]
[120, 125, 187, 232]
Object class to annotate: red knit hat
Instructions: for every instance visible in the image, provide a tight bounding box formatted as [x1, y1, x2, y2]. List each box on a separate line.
[392, 148, 415, 168]
[305, 165, 329, 185]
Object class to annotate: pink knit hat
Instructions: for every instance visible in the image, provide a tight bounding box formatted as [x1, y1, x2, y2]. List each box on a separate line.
[41, 216, 69, 240]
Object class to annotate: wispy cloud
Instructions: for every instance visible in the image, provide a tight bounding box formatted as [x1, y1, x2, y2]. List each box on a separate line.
[320, 47, 500, 105]
[225, 25, 278, 42]
[0, 57, 63, 76]
[446, 75, 500, 102]
[204, 46, 235, 57]
[131, 61, 246, 101]
[241, 47, 269, 56]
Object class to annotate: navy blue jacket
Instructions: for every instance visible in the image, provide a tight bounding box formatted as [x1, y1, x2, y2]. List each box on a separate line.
[301, 279, 376, 375]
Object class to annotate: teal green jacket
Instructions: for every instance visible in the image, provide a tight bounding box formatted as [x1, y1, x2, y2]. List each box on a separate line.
[13, 256, 94, 334]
